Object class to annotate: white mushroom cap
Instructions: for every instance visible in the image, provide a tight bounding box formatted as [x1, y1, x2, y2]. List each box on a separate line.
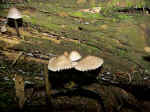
[48, 52, 73, 72]
[74, 56, 104, 71]
[69, 51, 82, 62]
[7, 7, 22, 19]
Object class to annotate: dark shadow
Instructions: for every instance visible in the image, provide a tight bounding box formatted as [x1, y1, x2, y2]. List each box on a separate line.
[142, 56, 150, 62]
[117, 8, 150, 14]
[7, 18, 23, 28]
[48, 66, 102, 89]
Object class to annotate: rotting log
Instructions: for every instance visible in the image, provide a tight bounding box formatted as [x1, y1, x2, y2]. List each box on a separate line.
[51, 87, 106, 112]
[97, 74, 150, 101]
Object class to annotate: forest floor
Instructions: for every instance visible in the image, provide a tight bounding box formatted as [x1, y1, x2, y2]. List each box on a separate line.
[0, 0, 150, 112]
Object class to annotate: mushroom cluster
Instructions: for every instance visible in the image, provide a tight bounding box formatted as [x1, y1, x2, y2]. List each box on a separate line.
[48, 51, 104, 72]
[48, 51, 104, 88]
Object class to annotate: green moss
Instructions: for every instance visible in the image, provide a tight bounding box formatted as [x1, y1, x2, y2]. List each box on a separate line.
[115, 14, 133, 20]
[69, 11, 103, 19]
[0, 0, 150, 73]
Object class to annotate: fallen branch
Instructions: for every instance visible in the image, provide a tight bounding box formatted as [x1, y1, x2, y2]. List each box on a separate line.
[0, 49, 49, 64]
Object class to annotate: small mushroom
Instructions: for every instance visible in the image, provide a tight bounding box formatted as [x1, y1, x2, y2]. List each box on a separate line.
[69, 50, 82, 62]
[74, 56, 104, 72]
[7, 7, 23, 37]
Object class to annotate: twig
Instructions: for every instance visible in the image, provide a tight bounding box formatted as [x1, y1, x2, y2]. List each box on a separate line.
[43, 64, 52, 105]
[11, 51, 23, 66]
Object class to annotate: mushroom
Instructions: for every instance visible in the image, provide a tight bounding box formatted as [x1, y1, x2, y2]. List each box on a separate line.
[48, 51, 73, 72]
[48, 51, 77, 88]
[7, 7, 23, 37]
[69, 50, 82, 62]
[48, 51, 104, 88]
[73, 55, 104, 86]
[74, 55, 104, 72]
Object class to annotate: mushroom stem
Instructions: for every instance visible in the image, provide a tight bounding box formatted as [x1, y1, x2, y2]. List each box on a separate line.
[14, 19, 20, 37]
